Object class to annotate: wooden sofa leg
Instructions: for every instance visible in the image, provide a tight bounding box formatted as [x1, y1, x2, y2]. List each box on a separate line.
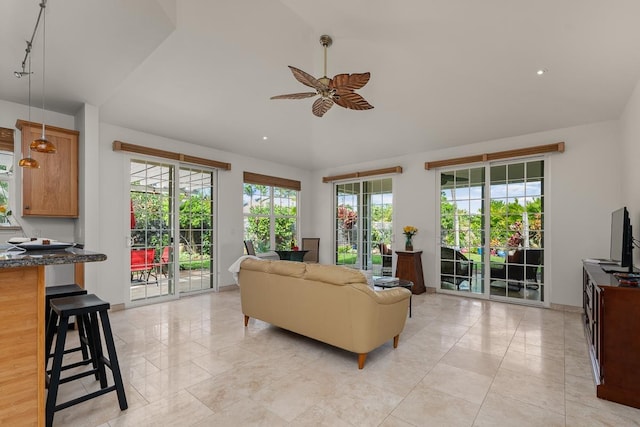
[393, 335, 399, 348]
[358, 353, 367, 369]
[244, 315, 249, 327]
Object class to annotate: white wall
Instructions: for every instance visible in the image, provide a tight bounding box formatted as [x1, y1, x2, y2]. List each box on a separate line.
[95, 123, 312, 305]
[310, 120, 622, 307]
[0, 97, 629, 307]
[620, 77, 640, 269]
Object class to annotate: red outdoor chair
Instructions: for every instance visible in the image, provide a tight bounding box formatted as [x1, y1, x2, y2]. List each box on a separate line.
[130, 248, 158, 283]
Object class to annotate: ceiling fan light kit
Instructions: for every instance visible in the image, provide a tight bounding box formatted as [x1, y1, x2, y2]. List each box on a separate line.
[271, 35, 374, 117]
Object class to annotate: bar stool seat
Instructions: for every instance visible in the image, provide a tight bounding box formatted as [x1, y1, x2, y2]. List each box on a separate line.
[45, 283, 87, 325]
[45, 284, 90, 369]
[45, 294, 127, 427]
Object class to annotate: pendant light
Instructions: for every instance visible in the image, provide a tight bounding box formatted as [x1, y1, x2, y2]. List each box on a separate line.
[18, 46, 39, 169]
[31, 1, 55, 154]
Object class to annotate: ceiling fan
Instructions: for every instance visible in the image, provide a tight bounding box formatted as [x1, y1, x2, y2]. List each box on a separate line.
[270, 35, 374, 117]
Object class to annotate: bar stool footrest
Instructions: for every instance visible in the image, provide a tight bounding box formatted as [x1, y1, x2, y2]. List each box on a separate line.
[59, 368, 100, 385]
[55, 385, 119, 412]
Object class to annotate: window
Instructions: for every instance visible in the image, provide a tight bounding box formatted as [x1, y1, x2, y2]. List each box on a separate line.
[243, 183, 298, 252]
[0, 151, 13, 224]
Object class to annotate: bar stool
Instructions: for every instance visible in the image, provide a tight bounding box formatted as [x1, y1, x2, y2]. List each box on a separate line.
[45, 283, 87, 326]
[45, 284, 90, 368]
[45, 294, 127, 427]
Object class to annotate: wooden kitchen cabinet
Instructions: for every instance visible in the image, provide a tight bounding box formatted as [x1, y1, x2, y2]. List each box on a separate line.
[16, 120, 79, 217]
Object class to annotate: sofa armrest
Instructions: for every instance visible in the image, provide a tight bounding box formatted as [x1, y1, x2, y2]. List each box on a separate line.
[361, 286, 411, 304]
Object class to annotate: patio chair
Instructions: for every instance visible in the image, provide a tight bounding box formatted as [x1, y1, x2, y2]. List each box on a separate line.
[301, 238, 320, 263]
[130, 248, 158, 283]
[159, 246, 171, 277]
[378, 242, 393, 276]
[440, 247, 473, 290]
[244, 240, 256, 256]
[490, 248, 543, 290]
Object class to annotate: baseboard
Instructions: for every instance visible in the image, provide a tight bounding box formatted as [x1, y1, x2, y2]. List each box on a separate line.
[110, 303, 125, 312]
[550, 303, 582, 313]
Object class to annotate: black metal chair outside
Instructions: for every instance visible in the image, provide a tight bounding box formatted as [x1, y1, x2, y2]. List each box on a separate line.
[441, 246, 474, 290]
[244, 240, 256, 256]
[490, 248, 543, 290]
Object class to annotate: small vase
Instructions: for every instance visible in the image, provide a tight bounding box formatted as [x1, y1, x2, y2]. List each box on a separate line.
[405, 236, 413, 251]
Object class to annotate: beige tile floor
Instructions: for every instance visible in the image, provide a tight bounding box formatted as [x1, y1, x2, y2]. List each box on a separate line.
[50, 288, 640, 426]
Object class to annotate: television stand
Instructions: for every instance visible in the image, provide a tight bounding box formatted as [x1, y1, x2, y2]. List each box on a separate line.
[583, 261, 640, 409]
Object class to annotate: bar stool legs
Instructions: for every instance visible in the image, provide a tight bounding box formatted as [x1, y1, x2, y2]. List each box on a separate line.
[45, 294, 127, 427]
[45, 284, 91, 373]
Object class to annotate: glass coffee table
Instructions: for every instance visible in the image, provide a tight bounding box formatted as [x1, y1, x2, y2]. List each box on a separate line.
[373, 277, 413, 317]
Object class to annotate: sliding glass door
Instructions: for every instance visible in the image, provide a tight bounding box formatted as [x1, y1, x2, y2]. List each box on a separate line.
[129, 159, 217, 303]
[440, 168, 485, 294]
[439, 159, 545, 304]
[130, 160, 176, 302]
[335, 178, 393, 276]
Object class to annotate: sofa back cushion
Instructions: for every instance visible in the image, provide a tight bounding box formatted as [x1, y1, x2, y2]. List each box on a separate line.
[240, 258, 366, 286]
[304, 263, 366, 286]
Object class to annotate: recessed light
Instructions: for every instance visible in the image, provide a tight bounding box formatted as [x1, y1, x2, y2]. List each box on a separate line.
[537, 69, 548, 75]
[262, 136, 268, 141]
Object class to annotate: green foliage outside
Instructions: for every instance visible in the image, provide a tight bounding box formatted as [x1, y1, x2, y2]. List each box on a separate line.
[440, 192, 543, 252]
[245, 205, 297, 251]
[131, 188, 213, 268]
[178, 251, 212, 270]
[244, 184, 297, 251]
[0, 181, 8, 206]
[335, 198, 392, 266]
[371, 204, 393, 244]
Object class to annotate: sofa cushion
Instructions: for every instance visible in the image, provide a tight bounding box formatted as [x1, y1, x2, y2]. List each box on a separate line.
[270, 260, 307, 278]
[240, 258, 272, 272]
[304, 263, 366, 286]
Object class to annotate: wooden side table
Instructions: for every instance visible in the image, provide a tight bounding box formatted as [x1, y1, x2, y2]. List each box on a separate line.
[395, 250, 426, 294]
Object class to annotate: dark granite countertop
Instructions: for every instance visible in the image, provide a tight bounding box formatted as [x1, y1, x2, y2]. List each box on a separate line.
[0, 246, 107, 268]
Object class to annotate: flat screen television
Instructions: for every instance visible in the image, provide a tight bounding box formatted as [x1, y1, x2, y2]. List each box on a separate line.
[610, 207, 633, 272]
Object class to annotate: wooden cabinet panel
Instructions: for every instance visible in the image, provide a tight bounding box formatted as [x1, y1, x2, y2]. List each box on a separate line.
[17, 120, 79, 217]
[0, 266, 45, 426]
[394, 250, 426, 294]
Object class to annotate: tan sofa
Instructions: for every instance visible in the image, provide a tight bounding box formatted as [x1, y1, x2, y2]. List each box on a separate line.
[238, 258, 411, 369]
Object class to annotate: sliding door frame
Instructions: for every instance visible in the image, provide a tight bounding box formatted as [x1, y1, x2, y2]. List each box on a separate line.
[436, 156, 550, 308]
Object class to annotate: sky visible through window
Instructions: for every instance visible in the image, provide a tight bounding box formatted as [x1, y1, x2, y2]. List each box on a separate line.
[442, 182, 541, 214]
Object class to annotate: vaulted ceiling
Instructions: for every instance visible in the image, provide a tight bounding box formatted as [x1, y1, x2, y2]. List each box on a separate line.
[2, 0, 640, 170]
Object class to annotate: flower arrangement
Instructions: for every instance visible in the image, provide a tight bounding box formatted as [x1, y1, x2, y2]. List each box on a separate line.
[403, 226, 418, 238]
[403, 226, 418, 250]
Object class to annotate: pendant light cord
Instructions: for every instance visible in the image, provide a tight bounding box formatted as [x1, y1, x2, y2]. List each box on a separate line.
[28, 55, 32, 123]
[40, 1, 46, 139]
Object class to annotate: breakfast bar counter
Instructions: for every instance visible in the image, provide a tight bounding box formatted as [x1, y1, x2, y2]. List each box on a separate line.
[0, 247, 106, 426]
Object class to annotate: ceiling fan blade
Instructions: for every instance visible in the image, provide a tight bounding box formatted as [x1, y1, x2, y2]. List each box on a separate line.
[270, 92, 317, 100]
[330, 72, 371, 91]
[312, 98, 334, 117]
[334, 92, 374, 111]
[288, 66, 327, 91]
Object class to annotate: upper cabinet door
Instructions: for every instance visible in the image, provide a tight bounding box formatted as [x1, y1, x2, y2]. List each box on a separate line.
[17, 120, 79, 218]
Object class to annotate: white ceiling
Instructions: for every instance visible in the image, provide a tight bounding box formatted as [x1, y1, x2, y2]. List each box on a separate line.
[2, 0, 640, 170]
